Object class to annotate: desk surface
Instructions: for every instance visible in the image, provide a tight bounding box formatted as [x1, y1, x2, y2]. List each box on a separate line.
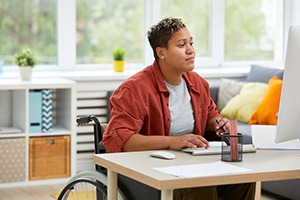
[93, 149, 300, 191]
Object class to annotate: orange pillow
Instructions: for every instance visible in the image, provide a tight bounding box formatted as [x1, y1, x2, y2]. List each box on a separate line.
[249, 76, 282, 125]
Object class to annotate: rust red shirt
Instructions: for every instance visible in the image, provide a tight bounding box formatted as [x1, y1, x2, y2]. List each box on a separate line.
[102, 61, 220, 152]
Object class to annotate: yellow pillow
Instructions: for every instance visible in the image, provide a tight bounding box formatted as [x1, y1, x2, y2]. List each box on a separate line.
[249, 76, 282, 125]
[220, 82, 268, 123]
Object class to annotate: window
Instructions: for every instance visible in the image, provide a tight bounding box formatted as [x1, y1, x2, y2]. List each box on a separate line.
[76, 0, 144, 64]
[0, 0, 296, 70]
[224, 0, 283, 62]
[0, 0, 57, 65]
[161, 0, 211, 58]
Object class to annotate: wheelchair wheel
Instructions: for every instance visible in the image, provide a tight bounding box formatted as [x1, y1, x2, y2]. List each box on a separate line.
[58, 177, 107, 200]
[57, 170, 126, 200]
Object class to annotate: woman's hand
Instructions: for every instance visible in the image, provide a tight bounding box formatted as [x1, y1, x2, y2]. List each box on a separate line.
[215, 117, 230, 137]
[168, 133, 209, 150]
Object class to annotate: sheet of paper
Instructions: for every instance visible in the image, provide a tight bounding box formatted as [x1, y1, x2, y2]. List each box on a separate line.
[153, 161, 252, 178]
[251, 125, 300, 150]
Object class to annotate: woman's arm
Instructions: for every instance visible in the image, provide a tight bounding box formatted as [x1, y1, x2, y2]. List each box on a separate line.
[122, 133, 209, 151]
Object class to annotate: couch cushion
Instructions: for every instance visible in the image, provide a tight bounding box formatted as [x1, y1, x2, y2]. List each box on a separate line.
[237, 121, 252, 144]
[246, 65, 284, 83]
[249, 76, 282, 125]
[220, 82, 268, 123]
[217, 78, 244, 111]
[209, 86, 219, 104]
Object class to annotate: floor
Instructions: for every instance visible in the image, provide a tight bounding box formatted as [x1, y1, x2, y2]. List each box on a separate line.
[0, 183, 289, 200]
[0, 183, 65, 200]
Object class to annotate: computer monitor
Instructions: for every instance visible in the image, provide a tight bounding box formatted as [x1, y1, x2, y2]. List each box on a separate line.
[275, 25, 300, 143]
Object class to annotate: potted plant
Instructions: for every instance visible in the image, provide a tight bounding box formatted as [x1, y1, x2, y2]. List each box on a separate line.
[113, 48, 125, 72]
[14, 48, 36, 81]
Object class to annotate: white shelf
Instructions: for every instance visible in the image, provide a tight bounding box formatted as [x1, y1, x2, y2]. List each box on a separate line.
[0, 133, 26, 138]
[28, 125, 72, 137]
[0, 78, 76, 187]
[0, 78, 76, 89]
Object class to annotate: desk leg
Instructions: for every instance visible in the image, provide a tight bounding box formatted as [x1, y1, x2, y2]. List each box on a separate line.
[161, 189, 173, 200]
[254, 181, 261, 200]
[107, 169, 118, 200]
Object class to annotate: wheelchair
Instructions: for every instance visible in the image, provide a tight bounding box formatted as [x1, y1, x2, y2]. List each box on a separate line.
[57, 115, 160, 200]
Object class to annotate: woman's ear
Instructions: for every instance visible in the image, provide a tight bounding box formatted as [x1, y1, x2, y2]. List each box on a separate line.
[156, 47, 165, 59]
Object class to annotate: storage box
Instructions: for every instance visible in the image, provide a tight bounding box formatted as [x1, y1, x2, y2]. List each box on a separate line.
[29, 90, 42, 133]
[41, 89, 53, 132]
[29, 136, 70, 180]
[0, 137, 26, 183]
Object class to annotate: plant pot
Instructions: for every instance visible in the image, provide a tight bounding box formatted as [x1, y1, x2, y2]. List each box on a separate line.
[113, 60, 125, 72]
[19, 66, 33, 81]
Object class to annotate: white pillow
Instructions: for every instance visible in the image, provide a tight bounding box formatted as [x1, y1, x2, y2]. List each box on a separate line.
[217, 78, 244, 111]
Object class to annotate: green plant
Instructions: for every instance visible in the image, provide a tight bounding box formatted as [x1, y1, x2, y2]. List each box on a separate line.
[113, 48, 125, 61]
[14, 48, 36, 67]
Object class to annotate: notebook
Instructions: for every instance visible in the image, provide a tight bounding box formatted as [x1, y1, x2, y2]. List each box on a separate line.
[182, 141, 257, 156]
[251, 125, 300, 150]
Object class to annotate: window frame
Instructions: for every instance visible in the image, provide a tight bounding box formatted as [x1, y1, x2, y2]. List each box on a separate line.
[34, 0, 298, 71]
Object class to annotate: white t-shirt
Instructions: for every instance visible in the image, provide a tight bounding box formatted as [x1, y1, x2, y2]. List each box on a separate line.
[165, 77, 195, 136]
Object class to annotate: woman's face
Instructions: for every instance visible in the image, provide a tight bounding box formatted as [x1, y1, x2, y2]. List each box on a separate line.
[159, 27, 195, 74]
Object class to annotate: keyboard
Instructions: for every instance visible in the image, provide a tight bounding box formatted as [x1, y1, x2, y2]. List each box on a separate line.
[182, 144, 257, 156]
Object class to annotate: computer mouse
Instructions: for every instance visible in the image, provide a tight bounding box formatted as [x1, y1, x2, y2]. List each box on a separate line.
[150, 151, 175, 160]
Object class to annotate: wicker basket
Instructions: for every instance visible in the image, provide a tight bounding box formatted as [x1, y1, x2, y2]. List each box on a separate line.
[29, 136, 70, 180]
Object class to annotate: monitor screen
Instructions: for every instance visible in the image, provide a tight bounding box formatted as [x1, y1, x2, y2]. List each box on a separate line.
[275, 25, 300, 143]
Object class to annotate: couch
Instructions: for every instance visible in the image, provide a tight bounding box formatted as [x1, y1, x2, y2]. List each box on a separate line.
[210, 65, 299, 200]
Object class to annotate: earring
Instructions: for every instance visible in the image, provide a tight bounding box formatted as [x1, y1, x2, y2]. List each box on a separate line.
[161, 56, 164, 59]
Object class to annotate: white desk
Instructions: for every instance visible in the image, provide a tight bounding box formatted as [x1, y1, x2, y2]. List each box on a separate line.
[93, 150, 300, 200]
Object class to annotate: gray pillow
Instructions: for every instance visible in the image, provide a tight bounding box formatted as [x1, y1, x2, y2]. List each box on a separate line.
[246, 65, 284, 83]
[217, 78, 244, 111]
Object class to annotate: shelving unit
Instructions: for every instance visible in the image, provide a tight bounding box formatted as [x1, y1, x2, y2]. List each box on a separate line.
[0, 78, 76, 187]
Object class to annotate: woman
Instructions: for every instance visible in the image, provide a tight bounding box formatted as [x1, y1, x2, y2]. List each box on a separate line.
[103, 17, 255, 200]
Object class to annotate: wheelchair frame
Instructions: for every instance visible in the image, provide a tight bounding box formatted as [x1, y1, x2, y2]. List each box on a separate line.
[57, 115, 125, 200]
[58, 115, 161, 200]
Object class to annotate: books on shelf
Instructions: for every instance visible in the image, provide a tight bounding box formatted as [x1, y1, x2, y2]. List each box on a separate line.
[0, 127, 22, 134]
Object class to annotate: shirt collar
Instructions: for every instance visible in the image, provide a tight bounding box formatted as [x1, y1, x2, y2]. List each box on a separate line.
[150, 60, 199, 94]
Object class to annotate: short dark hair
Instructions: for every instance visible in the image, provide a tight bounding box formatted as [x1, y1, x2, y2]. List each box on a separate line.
[147, 17, 186, 60]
